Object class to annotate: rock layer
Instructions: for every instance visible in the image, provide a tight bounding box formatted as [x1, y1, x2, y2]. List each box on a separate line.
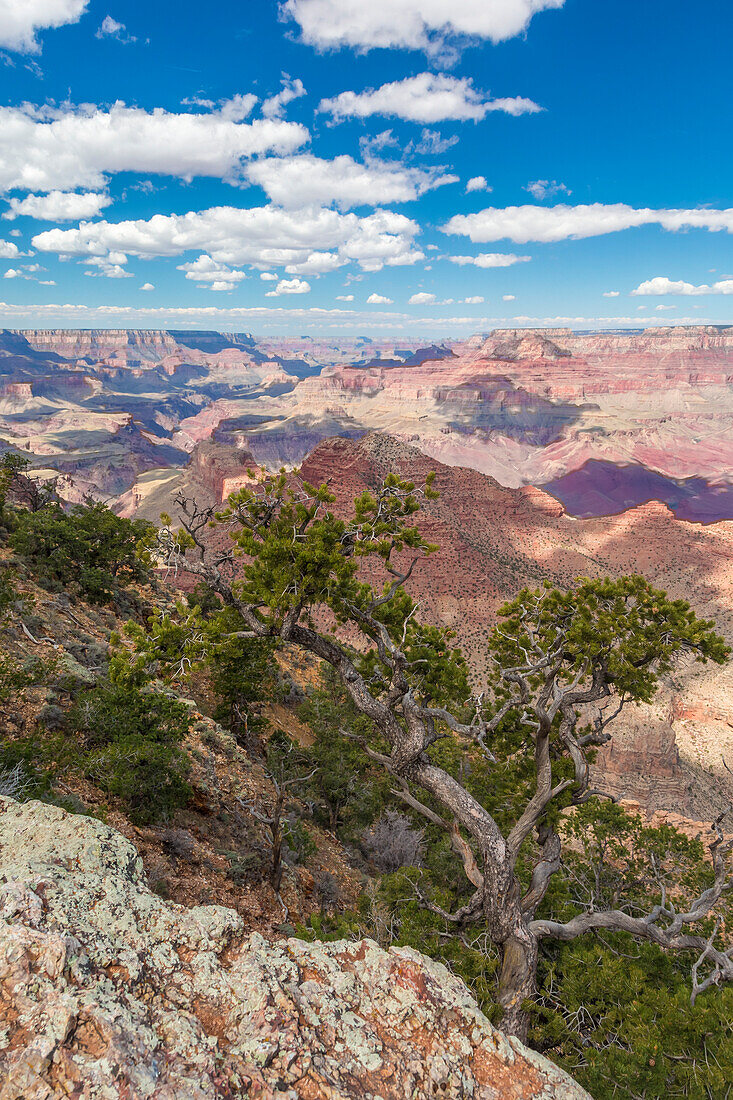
[5, 325, 733, 507]
[0, 797, 590, 1099]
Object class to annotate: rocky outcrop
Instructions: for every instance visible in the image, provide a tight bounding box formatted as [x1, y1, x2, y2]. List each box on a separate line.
[592, 715, 692, 813]
[187, 440, 262, 503]
[0, 797, 590, 1099]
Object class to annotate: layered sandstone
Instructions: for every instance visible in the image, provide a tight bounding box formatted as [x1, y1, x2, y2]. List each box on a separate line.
[0, 797, 590, 1100]
[5, 326, 733, 509]
[187, 440, 263, 501]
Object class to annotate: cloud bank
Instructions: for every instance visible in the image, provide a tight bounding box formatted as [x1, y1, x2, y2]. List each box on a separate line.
[32, 204, 425, 275]
[0, 101, 308, 192]
[632, 276, 733, 296]
[320, 74, 541, 124]
[443, 203, 733, 243]
[3, 190, 112, 221]
[284, 0, 565, 53]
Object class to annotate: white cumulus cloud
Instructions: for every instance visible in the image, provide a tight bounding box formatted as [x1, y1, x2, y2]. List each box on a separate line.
[336, 294, 354, 301]
[442, 203, 733, 244]
[82, 254, 131, 277]
[466, 176, 490, 193]
[462, 295, 484, 304]
[367, 292, 393, 304]
[140, 282, 154, 291]
[603, 290, 620, 297]
[631, 275, 733, 296]
[0, 0, 88, 53]
[320, 74, 541, 124]
[0, 101, 308, 193]
[32, 205, 425, 277]
[284, 0, 565, 53]
[447, 252, 530, 268]
[3, 190, 112, 221]
[0, 239, 20, 258]
[262, 77, 307, 119]
[409, 292, 436, 305]
[503, 294, 516, 301]
[177, 255, 247, 287]
[245, 154, 455, 210]
[524, 179, 571, 200]
[266, 277, 311, 296]
[95, 14, 135, 43]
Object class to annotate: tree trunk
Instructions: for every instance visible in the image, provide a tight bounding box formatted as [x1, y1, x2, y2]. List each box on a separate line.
[270, 820, 283, 894]
[269, 788, 286, 895]
[496, 930, 538, 1042]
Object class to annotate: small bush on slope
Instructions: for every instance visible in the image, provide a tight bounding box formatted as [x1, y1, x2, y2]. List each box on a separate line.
[9, 501, 155, 603]
[68, 682, 192, 825]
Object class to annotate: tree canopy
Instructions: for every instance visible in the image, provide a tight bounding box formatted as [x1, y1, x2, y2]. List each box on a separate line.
[119, 469, 732, 1044]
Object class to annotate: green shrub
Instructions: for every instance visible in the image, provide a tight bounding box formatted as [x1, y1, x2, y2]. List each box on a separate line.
[69, 682, 192, 749]
[68, 682, 193, 823]
[84, 737, 191, 825]
[9, 501, 155, 603]
[283, 818, 317, 865]
[0, 733, 80, 805]
[0, 649, 47, 703]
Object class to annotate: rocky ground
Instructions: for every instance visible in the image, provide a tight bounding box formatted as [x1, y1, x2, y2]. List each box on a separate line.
[0, 797, 591, 1099]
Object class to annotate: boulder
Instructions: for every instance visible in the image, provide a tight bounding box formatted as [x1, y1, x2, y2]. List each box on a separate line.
[0, 797, 591, 1099]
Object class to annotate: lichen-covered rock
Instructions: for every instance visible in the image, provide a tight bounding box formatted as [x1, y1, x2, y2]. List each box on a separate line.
[0, 798, 591, 1099]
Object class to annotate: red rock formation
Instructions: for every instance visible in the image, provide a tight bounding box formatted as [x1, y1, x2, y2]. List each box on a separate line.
[187, 440, 262, 502]
[294, 434, 733, 816]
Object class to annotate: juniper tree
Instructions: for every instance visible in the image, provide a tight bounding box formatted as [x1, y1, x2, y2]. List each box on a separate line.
[135, 471, 731, 1040]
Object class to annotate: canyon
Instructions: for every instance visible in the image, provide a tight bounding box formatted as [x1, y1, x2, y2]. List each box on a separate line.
[3, 325, 733, 824]
[2, 325, 733, 514]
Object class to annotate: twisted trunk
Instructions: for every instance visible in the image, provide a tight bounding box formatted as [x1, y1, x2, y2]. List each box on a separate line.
[496, 928, 539, 1041]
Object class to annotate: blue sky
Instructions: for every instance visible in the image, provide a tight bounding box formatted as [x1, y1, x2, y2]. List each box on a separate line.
[0, 0, 731, 336]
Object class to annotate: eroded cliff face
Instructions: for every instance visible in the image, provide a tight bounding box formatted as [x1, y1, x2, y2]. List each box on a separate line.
[5, 325, 733, 506]
[0, 797, 590, 1100]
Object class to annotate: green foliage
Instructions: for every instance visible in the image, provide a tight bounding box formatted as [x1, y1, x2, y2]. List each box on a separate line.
[534, 940, 733, 1099]
[552, 800, 715, 920]
[117, 595, 280, 754]
[69, 681, 193, 749]
[283, 818, 317, 864]
[84, 739, 191, 826]
[288, 673, 391, 836]
[221, 844, 268, 885]
[0, 566, 19, 616]
[0, 735, 66, 802]
[0, 452, 52, 520]
[0, 648, 46, 703]
[9, 501, 155, 603]
[216, 471, 437, 626]
[209, 634, 278, 750]
[492, 575, 729, 705]
[68, 682, 192, 824]
[0, 452, 29, 506]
